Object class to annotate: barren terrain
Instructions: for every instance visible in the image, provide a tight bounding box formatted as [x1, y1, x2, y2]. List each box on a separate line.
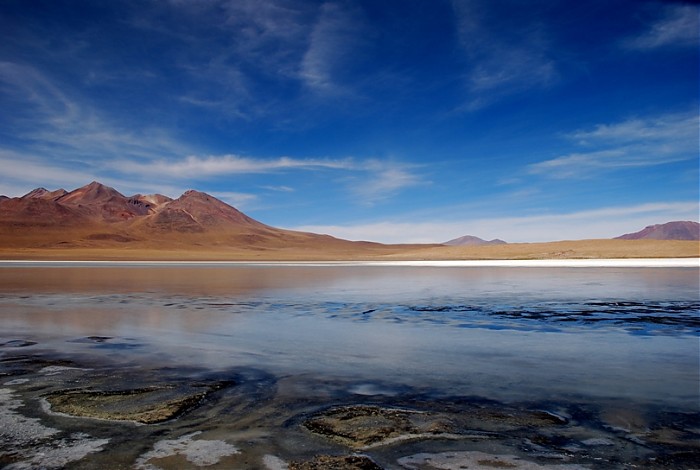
[1, 182, 697, 261]
[0, 239, 697, 261]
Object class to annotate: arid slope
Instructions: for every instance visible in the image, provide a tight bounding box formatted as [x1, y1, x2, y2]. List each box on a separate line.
[0, 182, 433, 260]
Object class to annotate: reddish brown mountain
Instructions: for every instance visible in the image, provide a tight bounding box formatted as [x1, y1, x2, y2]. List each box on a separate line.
[21, 187, 67, 200]
[0, 181, 265, 233]
[143, 190, 264, 233]
[53, 181, 159, 222]
[443, 235, 507, 246]
[0, 187, 85, 227]
[615, 221, 700, 241]
[0, 181, 399, 255]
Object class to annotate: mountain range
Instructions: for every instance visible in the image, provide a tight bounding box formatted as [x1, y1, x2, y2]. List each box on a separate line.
[0, 181, 403, 256]
[0, 182, 697, 260]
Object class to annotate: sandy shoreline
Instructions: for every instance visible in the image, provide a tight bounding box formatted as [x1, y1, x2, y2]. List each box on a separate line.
[1, 258, 698, 267]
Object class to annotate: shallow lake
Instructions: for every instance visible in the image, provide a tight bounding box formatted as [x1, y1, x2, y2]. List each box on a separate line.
[0, 263, 698, 469]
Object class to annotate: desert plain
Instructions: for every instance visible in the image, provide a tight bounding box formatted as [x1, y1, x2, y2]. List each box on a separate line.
[0, 238, 698, 262]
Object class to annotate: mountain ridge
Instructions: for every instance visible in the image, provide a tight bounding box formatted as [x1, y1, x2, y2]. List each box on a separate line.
[1, 183, 698, 259]
[0, 182, 403, 254]
[443, 235, 507, 246]
[615, 221, 699, 241]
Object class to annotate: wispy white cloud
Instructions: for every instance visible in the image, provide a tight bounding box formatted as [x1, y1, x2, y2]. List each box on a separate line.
[0, 61, 79, 128]
[292, 202, 700, 244]
[468, 49, 556, 94]
[0, 58, 423, 206]
[0, 151, 100, 196]
[111, 154, 424, 205]
[220, 0, 312, 76]
[623, 4, 699, 50]
[0, 62, 191, 162]
[210, 191, 258, 209]
[451, 0, 558, 109]
[138, 0, 368, 115]
[569, 110, 699, 144]
[112, 154, 353, 178]
[529, 150, 627, 178]
[127, 0, 316, 119]
[299, 1, 366, 95]
[262, 185, 295, 192]
[349, 161, 426, 205]
[0, 150, 182, 199]
[529, 111, 699, 178]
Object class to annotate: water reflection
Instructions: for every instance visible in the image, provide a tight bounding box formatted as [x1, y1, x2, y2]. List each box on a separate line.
[0, 265, 696, 297]
[0, 265, 698, 409]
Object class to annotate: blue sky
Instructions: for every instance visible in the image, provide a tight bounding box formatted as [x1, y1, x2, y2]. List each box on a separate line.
[0, 0, 697, 243]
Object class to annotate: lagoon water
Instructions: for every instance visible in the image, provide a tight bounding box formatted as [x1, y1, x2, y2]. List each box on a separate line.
[1, 263, 699, 468]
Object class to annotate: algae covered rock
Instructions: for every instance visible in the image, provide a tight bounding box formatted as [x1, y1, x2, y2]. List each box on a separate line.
[302, 405, 458, 449]
[289, 454, 383, 470]
[45, 383, 225, 424]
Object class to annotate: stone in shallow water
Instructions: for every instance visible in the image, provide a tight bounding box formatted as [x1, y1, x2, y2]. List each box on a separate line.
[289, 454, 383, 470]
[302, 403, 568, 450]
[302, 405, 458, 449]
[40, 365, 90, 376]
[397, 451, 589, 469]
[44, 384, 221, 424]
[0, 340, 37, 348]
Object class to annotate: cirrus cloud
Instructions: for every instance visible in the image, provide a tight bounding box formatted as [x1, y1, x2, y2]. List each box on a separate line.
[112, 154, 353, 178]
[623, 4, 699, 50]
[529, 110, 699, 178]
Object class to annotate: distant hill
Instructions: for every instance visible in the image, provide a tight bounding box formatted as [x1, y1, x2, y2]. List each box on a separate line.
[443, 235, 507, 246]
[615, 221, 699, 241]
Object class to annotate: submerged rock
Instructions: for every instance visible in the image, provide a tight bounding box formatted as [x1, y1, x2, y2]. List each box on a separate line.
[289, 454, 383, 470]
[0, 340, 37, 348]
[44, 383, 225, 424]
[462, 407, 568, 431]
[397, 451, 589, 469]
[302, 405, 460, 449]
[302, 402, 568, 450]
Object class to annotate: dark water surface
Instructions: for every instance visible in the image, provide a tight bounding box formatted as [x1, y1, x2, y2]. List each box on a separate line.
[0, 264, 698, 469]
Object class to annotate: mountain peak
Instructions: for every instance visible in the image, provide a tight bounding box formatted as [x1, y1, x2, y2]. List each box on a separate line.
[443, 235, 507, 246]
[58, 181, 125, 205]
[180, 189, 211, 200]
[22, 187, 49, 198]
[163, 189, 262, 229]
[615, 221, 700, 241]
[130, 193, 173, 211]
[21, 187, 67, 199]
